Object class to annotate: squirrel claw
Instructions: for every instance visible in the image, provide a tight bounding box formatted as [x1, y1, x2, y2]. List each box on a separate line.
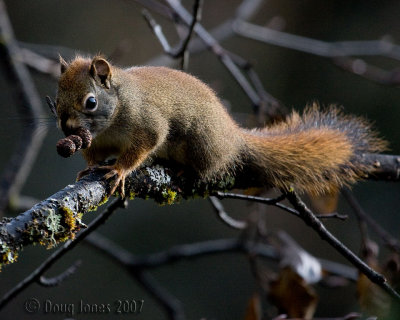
[77, 166, 98, 181]
[98, 165, 128, 198]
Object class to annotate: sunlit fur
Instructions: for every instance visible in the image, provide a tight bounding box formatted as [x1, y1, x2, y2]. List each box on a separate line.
[244, 105, 387, 194]
[56, 56, 387, 195]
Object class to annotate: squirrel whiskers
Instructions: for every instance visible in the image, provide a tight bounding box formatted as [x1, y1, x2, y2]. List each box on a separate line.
[53, 55, 387, 197]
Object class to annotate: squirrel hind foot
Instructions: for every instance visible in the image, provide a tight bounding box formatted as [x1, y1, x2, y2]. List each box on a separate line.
[76, 166, 99, 181]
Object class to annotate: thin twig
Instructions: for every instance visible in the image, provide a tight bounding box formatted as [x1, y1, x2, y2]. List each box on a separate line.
[233, 20, 400, 59]
[20, 48, 59, 77]
[0, 198, 125, 310]
[38, 260, 82, 287]
[209, 196, 247, 229]
[233, 19, 400, 85]
[0, 0, 47, 215]
[173, 0, 203, 70]
[85, 232, 358, 281]
[144, 0, 264, 66]
[85, 232, 186, 320]
[148, 0, 274, 114]
[142, 0, 203, 70]
[318, 212, 348, 221]
[217, 190, 400, 299]
[342, 188, 400, 253]
[84, 233, 277, 269]
[134, 271, 184, 320]
[215, 191, 299, 217]
[284, 190, 400, 301]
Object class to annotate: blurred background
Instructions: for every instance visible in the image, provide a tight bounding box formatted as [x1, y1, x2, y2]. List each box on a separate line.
[0, 0, 400, 319]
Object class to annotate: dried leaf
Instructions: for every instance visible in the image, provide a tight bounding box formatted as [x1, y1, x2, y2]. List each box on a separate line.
[357, 241, 391, 317]
[357, 273, 390, 317]
[268, 267, 318, 319]
[244, 293, 262, 320]
[309, 190, 339, 214]
[278, 231, 322, 284]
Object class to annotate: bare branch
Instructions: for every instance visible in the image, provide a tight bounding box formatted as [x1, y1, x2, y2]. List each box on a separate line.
[149, 0, 283, 117]
[38, 260, 82, 287]
[361, 153, 400, 181]
[233, 19, 400, 85]
[143, 0, 203, 70]
[215, 191, 299, 217]
[216, 189, 400, 300]
[233, 20, 400, 59]
[209, 196, 247, 230]
[85, 232, 185, 320]
[0, 164, 239, 269]
[342, 188, 400, 253]
[144, 0, 265, 66]
[0, 0, 47, 215]
[19, 48, 59, 78]
[284, 190, 400, 301]
[85, 232, 358, 281]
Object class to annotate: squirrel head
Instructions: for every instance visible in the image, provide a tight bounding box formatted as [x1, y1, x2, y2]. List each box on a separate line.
[55, 56, 118, 138]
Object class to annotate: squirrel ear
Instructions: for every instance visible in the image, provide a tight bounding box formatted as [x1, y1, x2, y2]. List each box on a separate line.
[59, 55, 69, 74]
[90, 57, 112, 89]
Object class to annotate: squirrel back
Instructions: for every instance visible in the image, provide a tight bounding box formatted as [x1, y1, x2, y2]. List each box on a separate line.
[55, 56, 387, 196]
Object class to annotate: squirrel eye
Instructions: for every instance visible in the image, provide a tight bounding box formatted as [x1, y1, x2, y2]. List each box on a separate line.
[83, 94, 98, 112]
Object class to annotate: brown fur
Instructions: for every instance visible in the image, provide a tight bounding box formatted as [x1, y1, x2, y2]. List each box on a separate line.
[55, 56, 387, 196]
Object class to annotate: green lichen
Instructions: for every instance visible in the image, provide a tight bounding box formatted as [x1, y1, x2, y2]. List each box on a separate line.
[88, 195, 109, 212]
[0, 239, 17, 269]
[129, 191, 136, 200]
[44, 209, 64, 247]
[98, 195, 109, 207]
[59, 206, 83, 241]
[1, 249, 18, 269]
[161, 189, 178, 205]
[217, 175, 236, 190]
[146, 165, 171, 188]
[60, 207, 76, 230]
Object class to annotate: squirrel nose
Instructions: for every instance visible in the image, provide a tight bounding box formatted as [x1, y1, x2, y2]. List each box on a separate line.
[59, 113, 70, 136]
[60, 114, 80, 136]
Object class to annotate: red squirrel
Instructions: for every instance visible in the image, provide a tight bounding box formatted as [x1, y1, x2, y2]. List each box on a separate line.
[52, 56, 386, 197]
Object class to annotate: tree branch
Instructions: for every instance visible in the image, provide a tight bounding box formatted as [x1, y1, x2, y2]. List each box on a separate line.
[233, 19, 400, 85]
[284, 190, 400, 301]
[0, 164, 237, 269]
[38, 260, 82, 287]
[142, 0, 203, 71]
[0, 198, 125, 310]
[342, 187, 400, 253]
[0, 152, 399, 269]
[0, 0, 47, 215]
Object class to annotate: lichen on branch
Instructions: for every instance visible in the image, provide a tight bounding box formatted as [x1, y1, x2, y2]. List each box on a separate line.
[0, 164, 236, 269]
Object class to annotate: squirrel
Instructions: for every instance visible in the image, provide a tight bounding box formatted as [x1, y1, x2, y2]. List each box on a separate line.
[53, 55, 387, 197]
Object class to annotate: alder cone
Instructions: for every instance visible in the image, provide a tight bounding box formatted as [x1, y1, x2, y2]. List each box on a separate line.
[74, 127, 92, 149]
[56, 127, 92, 158]
[56, 138, 76, 158]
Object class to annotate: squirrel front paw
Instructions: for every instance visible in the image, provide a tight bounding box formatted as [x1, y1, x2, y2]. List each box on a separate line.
[98, 165, 130, 198]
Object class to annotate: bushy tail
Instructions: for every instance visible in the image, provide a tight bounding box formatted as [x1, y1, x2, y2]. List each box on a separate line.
[242, 105, 387, 194]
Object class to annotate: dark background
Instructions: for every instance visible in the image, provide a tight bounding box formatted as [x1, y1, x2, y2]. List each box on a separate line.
[0, 0, 399, 319]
